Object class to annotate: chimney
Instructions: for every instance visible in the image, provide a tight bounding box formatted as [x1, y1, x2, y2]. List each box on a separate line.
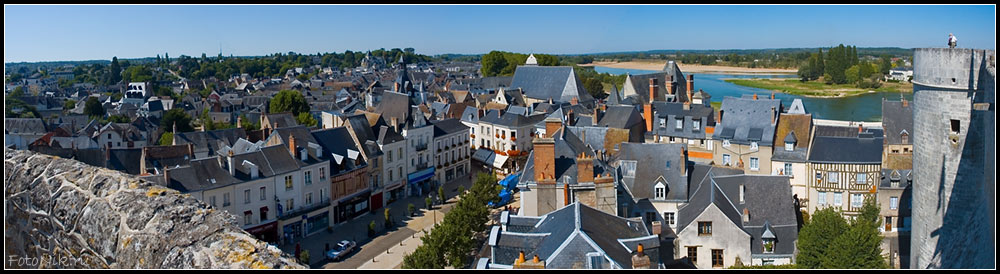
[771, 91, 775, 100]
[592, 107, 600, 126]
[288, 134, 297, 158]
[228, 149, 235, 176]
[514, 253, 545, 269]
[187, 143, 195, 158]
[743, 208, 750, 223]
[648, 78, 656, 103]
[652, 221, 662, 235]
[686, 74, 694, 99]
[577, 152, 594, 184]
[394, 82, 400, 92]
[163, 167, 171, 184]
[771, 107, 777, 124]
[570, 96, 578, 106]
[171, 122, 178, 145]
[858, 124, 864, 134]
[631, 244, 651, 269]
[753, 93, 758, 100]
[544, 117, 561, 138]
[237, 116, 242, 128]
[563, 182, 570, 206]
[533, 137, 556, 183]
[902, 98, 908, 107]
[644, 103, 653, 132]
[680, 148, 687, 175]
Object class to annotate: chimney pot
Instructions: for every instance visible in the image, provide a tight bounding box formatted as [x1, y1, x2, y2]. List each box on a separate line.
[753, 93, 758, 100]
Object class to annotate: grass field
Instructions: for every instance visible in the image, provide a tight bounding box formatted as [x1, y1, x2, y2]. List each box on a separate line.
[724, 78, 913, 98]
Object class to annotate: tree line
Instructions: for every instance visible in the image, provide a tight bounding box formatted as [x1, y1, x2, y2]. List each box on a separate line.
[797, 44, 898, 88]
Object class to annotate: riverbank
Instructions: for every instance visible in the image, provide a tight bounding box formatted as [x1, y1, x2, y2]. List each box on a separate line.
[724, 78, 913, 98]
[580, 60, 797, 74]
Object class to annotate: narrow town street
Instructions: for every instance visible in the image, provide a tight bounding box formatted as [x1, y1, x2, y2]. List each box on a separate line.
[278, 166, 481, 269]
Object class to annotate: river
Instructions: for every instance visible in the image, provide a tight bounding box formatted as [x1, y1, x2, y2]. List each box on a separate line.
[594, 66, 912, 122]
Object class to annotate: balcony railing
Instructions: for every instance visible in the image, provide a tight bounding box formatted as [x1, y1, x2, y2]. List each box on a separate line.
[278, 199, 332, 221]
[415, 143, 428, 151]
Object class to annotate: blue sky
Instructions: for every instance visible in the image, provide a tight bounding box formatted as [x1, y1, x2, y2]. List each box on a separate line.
[3, 4, 996, 62]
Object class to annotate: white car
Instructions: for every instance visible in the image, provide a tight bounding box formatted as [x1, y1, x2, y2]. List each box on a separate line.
[325, 240, 356, 262]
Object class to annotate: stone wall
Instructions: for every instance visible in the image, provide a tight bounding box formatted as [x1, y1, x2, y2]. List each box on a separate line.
[910, 48, 995, 269]
[4, 148, 306, 269]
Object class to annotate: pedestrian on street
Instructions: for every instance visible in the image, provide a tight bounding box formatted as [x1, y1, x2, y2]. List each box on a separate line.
[948, 33, 958, 48]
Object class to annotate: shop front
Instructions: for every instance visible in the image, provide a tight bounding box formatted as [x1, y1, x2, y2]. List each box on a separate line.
[305, 211, 329, 236]
[369, 192, 383, 213]
[246, 221, 278, 244]
[335, 191, 371, 224]
[280, 217, 305, 244]
[407, 167, 435, 197]
[386, 183, 405, 205]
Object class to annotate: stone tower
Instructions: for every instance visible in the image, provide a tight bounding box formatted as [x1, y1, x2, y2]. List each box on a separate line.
[910, 48, 995, 269]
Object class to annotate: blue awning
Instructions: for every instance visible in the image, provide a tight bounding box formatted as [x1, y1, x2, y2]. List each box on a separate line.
[408, 167, 435, 184]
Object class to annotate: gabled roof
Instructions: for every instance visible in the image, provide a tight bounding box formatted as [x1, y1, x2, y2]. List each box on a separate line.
[310, 127, 366, 174]
[809, 125, 884, 164]
[651, 101, 716, 139]
[509, 66, 593, 103]
[480, 110, 546, 128]
[376, 91, 411, 124]
[174, 128, 248, 155]
[713, 96, 780, 145]
[491, 203, 656, 268]
[4, 118, 48, 135]
[597, 105, 643, 129]
[624, 68, 688, 103]
[615, 143, 688, 201]
[881, 99, 913, 145]
[150, 157, 240, 193]
[711, 175, 798, 255]
[431, 118, 469, 137]
[518, 125, 609, 187]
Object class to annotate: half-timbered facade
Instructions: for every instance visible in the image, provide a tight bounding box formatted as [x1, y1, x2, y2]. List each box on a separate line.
[806, 125, 884, 217]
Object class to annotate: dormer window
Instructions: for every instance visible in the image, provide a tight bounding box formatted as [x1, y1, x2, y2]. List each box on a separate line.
[785, 142, 794, 151]
[750, 142, 759, 151]
[675, 118, 683, 129]
[693, 119, 701, 131]
[901, 132, 909, 144]
[654, 182, 666, 200]
[722, 139, 731, 147]
[622, 160, 637, 178]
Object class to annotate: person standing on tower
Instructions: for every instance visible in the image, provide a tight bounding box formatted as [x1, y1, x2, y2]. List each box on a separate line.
[948, 33, 958, 48]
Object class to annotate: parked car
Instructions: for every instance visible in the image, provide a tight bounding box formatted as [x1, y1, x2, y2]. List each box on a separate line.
[325, 240, 357, 262]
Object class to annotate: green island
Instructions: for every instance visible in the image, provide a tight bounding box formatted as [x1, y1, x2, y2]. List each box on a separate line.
[724, 78, 913, 98]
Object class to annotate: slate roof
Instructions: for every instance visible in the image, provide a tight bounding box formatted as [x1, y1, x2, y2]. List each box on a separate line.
[173, 128, 248, 156]
[676, 164, 743, 231]
[597, 105, 644, 130]
[310, 127, 366, 174]
[431, 118, 469, 137]
[881, 99, 913, 145]
[269, 125, 325, 165]
[615, 143, 689, 201]
[509, 66, 593, 103]
[4, 118, 48, 135]
[150, 157, 241, 193]
[262, 112, 298, 128]
[651, 102, 716, 139]
[518, 125, 610, 187]
[808, 125, 884, 164]
[711, 175, 798, 256]
[491, 203, 656, 268]
[376, 91, 411, 124]
[713, 96, 780, 146]
[107, 148, 143, 175]
[624, 68, 688, 103]
[480, 110, 546, 128]
[142, 144, 193, 173]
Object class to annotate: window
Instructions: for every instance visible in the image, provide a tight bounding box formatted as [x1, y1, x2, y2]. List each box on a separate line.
[890, 197, 899, 210]
[260, 187, 266, 201]
[784, 163, 793, 176]
[285, 175, 293, 190]
[306, 192, 313, 205]
[739, 184, 745, 203]
[676, 118, 684, 129]
[785, 142, 794, 151]
[398, 167, 403, 179]
[305, 171, 312, 185]
[687, 247, 698, 264]
[586, 252, 604, 269]
[698, 222, 713, 235]
[856, 173, 867, 184]
[833, 192, 843, 206]
[693, 120, 701, 131]
[901, 133, 909, 144]
[223, 193, 230, 207]
[388, 150, 393, 162]
[244, 189, 251, 204]
[750, 142, 758, 151]
[664, 212, 675, 226]
[210, 196, 217, 207]
[389, 169, 394, 181]
[818, 191, 827, 205]
[622, 161, 637, 178]
[711, 249, 724, 267]
[722, 154, 731, 165]
[722, 139, 730, 147]
[244, 211, 252, 225]
[659, 118, 666, 128]
[654, 183, 666, 200]
[828, 172, 839, 183]
[260, 207, 267, 222]
[851, 193, 863, 208]
[815, 172, 823, 184]
[286, 199, 294, 211]
[749, 157, 759, 171]
[950, 119, 960, 134]
[320, 189, 325, 202]
[319, 167, 326, 181]
[763, 239, 775, 253]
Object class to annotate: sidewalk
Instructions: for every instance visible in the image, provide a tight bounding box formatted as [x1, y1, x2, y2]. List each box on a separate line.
[358, 196, 458, 269]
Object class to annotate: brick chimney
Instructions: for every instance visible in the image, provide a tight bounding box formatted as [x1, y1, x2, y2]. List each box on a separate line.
[514, 252, 545, 269]
[237, 116, 242, 129]
[686, 74, 694, 102]
[753, 93, 758, 100]
[533, 137, 556, 182]
[570, 96, 579, 105]
[679, 148, 687, 175]
[577, 152, 594, 184]
[652, 221, 662, 235]
[648, 78, 656, 103]
[593, 107, 600, 125]
[163, 166, 171, 184]
[858, 124, 864, 134]
[771, 106, 777, 124]
[563, 183, 570, 206]
[172, 122, 178, 145]
[228, 149, 235, 176]
[188, 143, 195, 158]
[631, 244, 651, 269]
[544, 117, 561, 138]
[771, 91, 775, 100]
[288, 134, 297, 159]
[902, 98, 908, 107]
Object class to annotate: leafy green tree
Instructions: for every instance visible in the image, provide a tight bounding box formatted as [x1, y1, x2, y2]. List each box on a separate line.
[270, 90, 310, 115]
[108, 56, 122, 85]
[438, 186, 446, 204]
[583, 77, 606, 100]
[161, 108, 194, 133]
[5, 97, 41, 118]
[296, 112, 317, 127]
[63, 99, 77, 110]
[822, 220, 887, 268]
[845, 65, 861, 85]
[159, 131, 174, 146]
[108, 114, 131, 123]
[796, 207, 849, 268]
[480, 51, 507, 77]
[84, 96, 105, 118]
[10, 86, 27, 97]
[426, 196, 433, 210]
